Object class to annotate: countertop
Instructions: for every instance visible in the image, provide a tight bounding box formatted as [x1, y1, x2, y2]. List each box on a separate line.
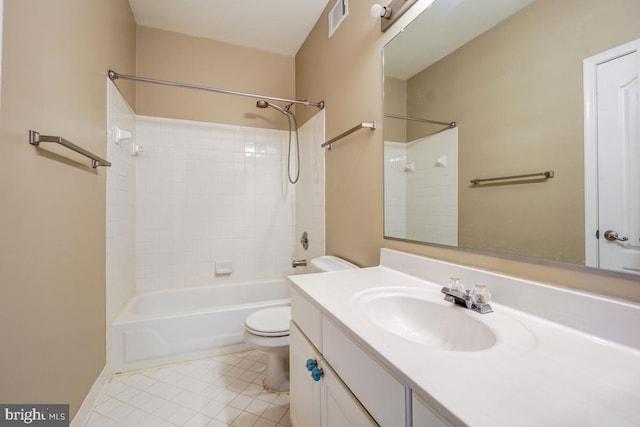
[289, 265, 640, 427]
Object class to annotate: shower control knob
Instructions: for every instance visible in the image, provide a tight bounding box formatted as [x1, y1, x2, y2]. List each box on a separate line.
[306, 358, 317, 372]
[311, 367, 324, 381]
[300, 231, 309, 250]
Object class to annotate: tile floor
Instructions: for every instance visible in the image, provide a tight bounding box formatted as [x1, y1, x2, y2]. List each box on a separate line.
[86, 351, 291, 427]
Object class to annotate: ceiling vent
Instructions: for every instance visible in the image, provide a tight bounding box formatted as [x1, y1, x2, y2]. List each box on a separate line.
[328, 0, 349, 38]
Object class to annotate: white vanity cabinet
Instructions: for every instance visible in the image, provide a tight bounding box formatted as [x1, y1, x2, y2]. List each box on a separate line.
[290, 287, 406, 427]
[322, 317, 407, 426]
[288, 250, 640, 427]
[413, 395, 451, 427]
[290, 322, 377, 427]
[290, 322, 321, 427]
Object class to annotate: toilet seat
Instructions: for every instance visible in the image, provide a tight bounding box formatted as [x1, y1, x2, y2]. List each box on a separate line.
[245, 306, 291, 337]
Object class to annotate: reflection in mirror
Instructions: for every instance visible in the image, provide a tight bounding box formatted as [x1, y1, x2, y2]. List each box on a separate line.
[383, 0, 640, 275]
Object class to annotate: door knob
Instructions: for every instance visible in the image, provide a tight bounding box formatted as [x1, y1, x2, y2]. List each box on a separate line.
[603, 230, 629, 242]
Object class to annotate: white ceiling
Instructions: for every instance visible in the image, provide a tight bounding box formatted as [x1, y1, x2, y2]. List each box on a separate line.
[128, 0, 331, 56]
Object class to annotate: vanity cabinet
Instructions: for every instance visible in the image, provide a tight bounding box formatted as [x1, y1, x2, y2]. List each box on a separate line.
[289, 250, 640, 426]
[290, 322, 321, 427]
[322, 317, 406, 426]
[290, 288, 409, 427]
[290, 322, 377, 427]
[413, 395, 451, 427]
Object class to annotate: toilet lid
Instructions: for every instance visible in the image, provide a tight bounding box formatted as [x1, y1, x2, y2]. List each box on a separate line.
[245, 307, 291, 337]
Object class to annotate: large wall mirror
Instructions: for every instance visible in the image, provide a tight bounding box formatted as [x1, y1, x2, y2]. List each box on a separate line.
[383, 0, 640, 276]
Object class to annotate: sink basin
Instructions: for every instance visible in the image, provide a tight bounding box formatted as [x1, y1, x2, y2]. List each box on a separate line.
[354, 288, 496, 351]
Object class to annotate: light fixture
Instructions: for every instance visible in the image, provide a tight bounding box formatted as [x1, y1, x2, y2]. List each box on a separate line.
[371, 0, 419, 32]
[370, 3, 392, 19]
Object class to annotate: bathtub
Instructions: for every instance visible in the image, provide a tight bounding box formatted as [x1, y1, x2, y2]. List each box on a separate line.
[109, 279, 290, 373]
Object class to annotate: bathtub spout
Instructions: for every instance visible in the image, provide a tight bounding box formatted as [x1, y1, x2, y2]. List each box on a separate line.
[292, 259, 307, 268]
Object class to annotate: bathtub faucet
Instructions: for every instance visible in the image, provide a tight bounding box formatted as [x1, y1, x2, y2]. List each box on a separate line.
[292, 259, 307, 268]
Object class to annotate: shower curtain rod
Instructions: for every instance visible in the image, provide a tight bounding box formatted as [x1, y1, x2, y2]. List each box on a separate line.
[108, 70, 325, 109]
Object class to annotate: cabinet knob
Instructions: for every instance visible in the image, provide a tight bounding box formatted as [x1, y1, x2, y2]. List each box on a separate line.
[311, 367, 324, 381]
[306, 358, 317, 372]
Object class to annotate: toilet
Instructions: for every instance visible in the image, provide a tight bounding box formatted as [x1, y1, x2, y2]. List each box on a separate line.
[243, 256, 358, 392]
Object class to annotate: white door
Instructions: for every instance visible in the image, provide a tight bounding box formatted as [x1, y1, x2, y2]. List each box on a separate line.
[290, 323, 378, 427]
[319, 360, 378, 427]
[290, 323, 322, 427]
[588, 45, 640, 274]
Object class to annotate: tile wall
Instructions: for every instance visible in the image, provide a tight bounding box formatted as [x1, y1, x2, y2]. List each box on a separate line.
[384, 127, 458, 245]
[405, 128, 458, 246]
[107, 87, 326, 308]
[383, 141, 407, 238]
[134, 116, 296, 290]
[106, 81, 137, 323]
[293, 110, 325, 274]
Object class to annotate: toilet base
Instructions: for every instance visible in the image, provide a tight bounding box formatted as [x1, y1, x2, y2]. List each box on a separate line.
[262, 348, 290, 393]
[243, 330, 290, 393]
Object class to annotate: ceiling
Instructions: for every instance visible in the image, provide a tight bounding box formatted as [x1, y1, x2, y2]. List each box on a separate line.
[128, 0, 331, 56]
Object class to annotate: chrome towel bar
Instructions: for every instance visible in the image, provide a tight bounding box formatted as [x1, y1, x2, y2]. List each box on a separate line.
[384, 113, 456, 137]
[29, 130, 111, 168]
[471, 170, 554, 185]
[384, 113, 456, 128]
[322, 121, 376, 150]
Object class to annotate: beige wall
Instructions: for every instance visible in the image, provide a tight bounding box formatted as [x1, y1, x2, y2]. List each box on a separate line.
[296, 1, 640, 303]
[135, 26, 295, 129]
[0, 0, 136, 417]
[296, 0, 383, 268]
[383, 76, 407, 143]
[404, 0, 640, 265]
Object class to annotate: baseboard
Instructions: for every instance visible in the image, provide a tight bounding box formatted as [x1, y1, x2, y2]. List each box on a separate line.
[70, 365, 109, 427]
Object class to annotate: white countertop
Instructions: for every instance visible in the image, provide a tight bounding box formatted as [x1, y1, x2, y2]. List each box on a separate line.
[289, 263, 640, 427]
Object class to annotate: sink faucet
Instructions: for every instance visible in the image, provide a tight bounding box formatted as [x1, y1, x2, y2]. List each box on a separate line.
[441, 282, 493, 314]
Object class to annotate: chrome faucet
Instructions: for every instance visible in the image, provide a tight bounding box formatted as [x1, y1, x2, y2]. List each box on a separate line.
[441, 280, 493, 314]
[292, 259, 307, 268]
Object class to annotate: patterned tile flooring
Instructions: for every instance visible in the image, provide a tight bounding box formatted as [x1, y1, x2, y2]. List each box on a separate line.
[85, 351, 291, 427]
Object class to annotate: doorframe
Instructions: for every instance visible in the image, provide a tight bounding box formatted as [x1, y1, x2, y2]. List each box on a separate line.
[583, 39, 640, 268]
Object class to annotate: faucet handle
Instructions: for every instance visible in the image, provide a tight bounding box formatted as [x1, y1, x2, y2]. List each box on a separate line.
[447, 277, 465, 292]
[471, 284, 491, 304]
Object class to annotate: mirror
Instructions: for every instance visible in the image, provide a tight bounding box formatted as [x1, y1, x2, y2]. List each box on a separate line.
[383, 0, 640, 275]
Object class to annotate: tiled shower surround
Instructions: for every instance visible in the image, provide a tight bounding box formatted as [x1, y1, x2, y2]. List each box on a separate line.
[107, 81, 324, 317]
[135, 116, 296, 290]
[383, 128, 458, 245]
[107, 82, 137, 322]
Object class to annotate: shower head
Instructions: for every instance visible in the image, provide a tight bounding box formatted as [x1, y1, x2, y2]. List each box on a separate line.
[256, 100, 289, 115]
[256, 99, 300, 184]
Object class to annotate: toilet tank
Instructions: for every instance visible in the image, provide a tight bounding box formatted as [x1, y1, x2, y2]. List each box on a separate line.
[310, 256, 359, 273]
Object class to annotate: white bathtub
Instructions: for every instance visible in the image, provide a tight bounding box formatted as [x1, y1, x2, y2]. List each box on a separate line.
[109, 279, 290, 373]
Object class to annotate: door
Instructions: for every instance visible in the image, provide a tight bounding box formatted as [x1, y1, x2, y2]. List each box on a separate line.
[319, 360, 378, 427]
[290, 322, 378, 427]
[290, 323, 321, 427]
[585, 41, 640, 274]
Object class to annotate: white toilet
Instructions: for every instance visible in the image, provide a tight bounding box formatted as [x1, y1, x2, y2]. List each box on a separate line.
[243, 256, 358, 392]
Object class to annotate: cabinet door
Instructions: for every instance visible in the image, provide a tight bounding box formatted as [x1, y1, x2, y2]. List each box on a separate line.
[290, 322, 321, 427]
[322, 317, 406, 426]
[319, 359, 378, 427]
[413, 394, 451, 427]
[291, 322, 378, 427]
